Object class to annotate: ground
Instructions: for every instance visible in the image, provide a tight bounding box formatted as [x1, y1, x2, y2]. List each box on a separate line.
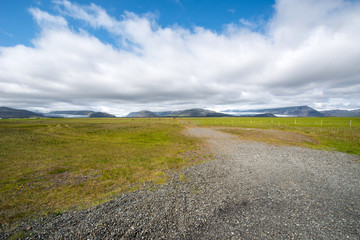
[2, 127, 360, 239]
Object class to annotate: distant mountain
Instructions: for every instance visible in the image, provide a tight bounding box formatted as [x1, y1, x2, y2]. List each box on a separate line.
[47, 110, 116, 118]
[89, 112, 116, 118]
[0, 107, 44, 119]
[155, 111, 173, 117]
[225, 106, 323, 117]
[49, 110, 94, 115]
[233, 113, 277, 117]
[320, 109, 360, 117]
[261, 106, 323, 117]
[127, 110, 159, 118]
[252, 113, 277, 117]
[156, 108, 231, 117]
[127, 108, 231, 118]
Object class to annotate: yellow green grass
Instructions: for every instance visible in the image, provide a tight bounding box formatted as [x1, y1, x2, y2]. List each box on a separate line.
[0, 118, 204, 224]
[1, 117, 359, 225]
[184, 117, 360, 155]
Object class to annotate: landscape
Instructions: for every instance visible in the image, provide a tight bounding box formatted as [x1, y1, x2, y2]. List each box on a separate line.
[1, 107, 359, 238]
[1, 0, 360, 239]
[2, 105, 360, 119]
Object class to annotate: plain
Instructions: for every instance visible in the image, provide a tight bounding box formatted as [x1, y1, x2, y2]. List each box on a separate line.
[0, 117, 359, 225]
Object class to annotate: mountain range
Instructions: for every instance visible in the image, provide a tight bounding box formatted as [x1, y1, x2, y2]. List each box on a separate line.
[0, 107, 44, 119]
[225, 106, 324, 117]
[0, 107, 115, 119]
[126, 110, 160, 118]
[127, 108, 232, 118]
[46, 110, 116, 118]
[127, 109, 279, 118]
[226, 106, 360, 117]
[320, 109, 360, 117]
[1, 106, 360, 119]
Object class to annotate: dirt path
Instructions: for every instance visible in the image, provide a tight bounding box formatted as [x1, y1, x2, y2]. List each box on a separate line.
[2, 127, 360, 239]
[184, 127, 360, 239]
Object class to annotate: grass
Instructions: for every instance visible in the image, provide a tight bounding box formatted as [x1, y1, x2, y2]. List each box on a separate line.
[220, 128, 318, 148]
[1, 117, 359, 226]
[183, 117, 360, 156]
[0, 118, 204, 225]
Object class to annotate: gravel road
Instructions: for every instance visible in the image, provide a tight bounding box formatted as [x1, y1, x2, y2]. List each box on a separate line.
[2, 127, 360, 239]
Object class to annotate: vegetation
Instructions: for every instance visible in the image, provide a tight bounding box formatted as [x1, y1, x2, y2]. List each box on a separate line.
[183, 117, 360, 155]
[0, 118, 205, 224]
[1, 117, 359, 225]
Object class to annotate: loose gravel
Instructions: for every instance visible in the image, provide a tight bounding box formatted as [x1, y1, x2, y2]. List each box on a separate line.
[2, 127, 360, 239]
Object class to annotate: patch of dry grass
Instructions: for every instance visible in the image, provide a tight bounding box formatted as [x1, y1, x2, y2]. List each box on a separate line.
[219, 127, 318, 148]
[184, 117, 360, 156]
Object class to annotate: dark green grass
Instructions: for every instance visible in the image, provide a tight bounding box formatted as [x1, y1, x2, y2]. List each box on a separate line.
[0, 118, 203, 224]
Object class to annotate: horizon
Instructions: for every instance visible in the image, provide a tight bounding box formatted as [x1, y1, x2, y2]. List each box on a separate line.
[2, 105, 359, 118]
[1, 0, 360, 116]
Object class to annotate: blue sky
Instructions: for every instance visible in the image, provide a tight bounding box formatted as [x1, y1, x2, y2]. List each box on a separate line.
[1, 0, 360, 116]
[1, 0, 274, 47]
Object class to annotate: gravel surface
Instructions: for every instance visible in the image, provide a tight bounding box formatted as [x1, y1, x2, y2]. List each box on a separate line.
[2, 127, 360, 239]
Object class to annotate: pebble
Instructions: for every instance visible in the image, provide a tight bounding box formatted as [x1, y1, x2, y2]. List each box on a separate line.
[1, 127, 360, 239]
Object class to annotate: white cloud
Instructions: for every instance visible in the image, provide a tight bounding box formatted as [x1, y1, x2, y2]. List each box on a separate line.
[239, 18, 254, 28]
[1, 0, 360, 115]
[55, 0, 119, 31]
[29, 7, 68, 28]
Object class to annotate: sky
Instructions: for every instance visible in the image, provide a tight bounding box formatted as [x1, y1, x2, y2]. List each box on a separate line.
[1, 0, 360, 116]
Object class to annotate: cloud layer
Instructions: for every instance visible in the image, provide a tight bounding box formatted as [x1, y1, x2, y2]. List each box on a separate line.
[1, 0, 360, 115]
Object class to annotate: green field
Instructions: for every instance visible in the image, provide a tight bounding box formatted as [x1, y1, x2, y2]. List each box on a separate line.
[1, 117, 359, 225]
[181, 117, 360, 155]
[0, 118, 206, 224]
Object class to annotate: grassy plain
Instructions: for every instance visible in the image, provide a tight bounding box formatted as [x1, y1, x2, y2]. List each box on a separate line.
[0, 118, 205, 224]
[183, 117, 360, 155]
[1, 117, 359, 225]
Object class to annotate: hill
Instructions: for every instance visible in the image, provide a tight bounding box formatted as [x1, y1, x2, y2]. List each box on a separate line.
[127, 109, 276, 118]
[47, 110, 115, 118]
[225, 106, 323, 117]
[127, 110, 159, 118]
[260, 106, 323, 117]
[89, 112, 116, 118]
[49, 110, 94, 115]
[0, 107, 44, 119]
[156, 108, 231, 117]
[320, 109, 360, 117]
[251, 113, 277, 117]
